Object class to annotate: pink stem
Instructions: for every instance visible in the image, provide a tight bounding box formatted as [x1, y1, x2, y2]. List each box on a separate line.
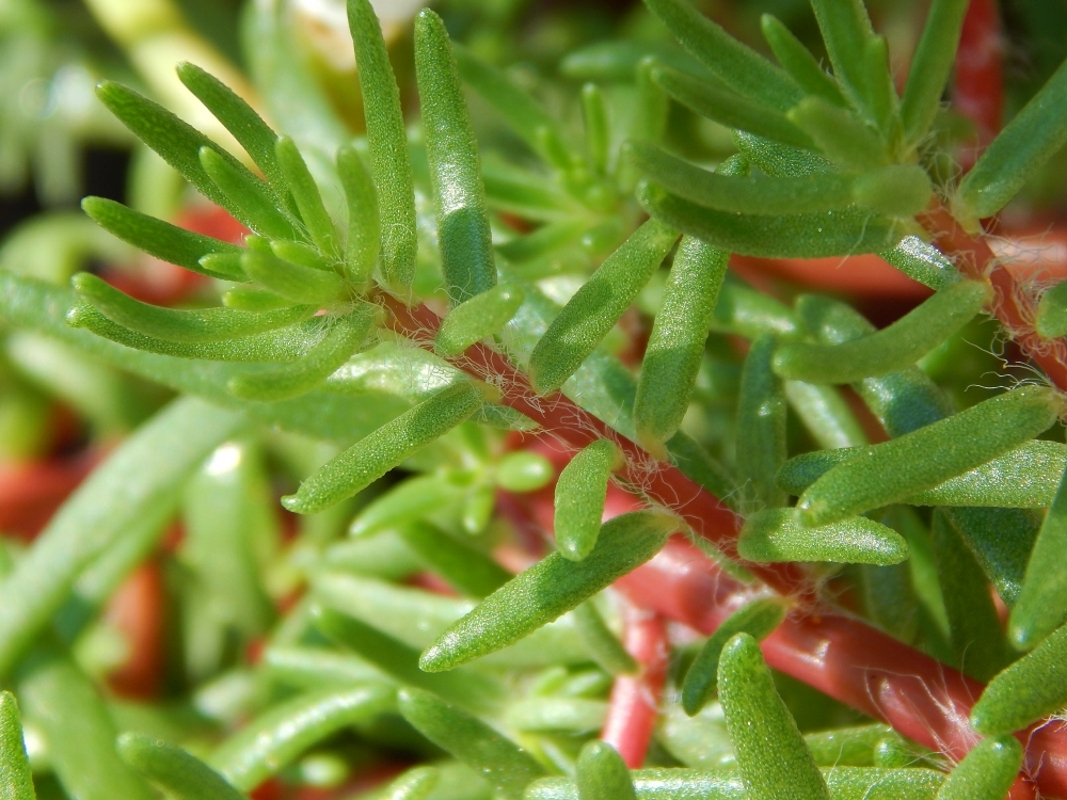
[616, 539, 1051, 798]
[600, 603, 669, 768]
[385, 297, 1066, 797]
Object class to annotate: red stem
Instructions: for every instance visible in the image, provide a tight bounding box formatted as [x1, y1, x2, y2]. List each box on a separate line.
[600, 604, 669, 768]
[924, 205, 1067, 393]
[616, 539, 1048, 799]
[384, 292, 1067, 796]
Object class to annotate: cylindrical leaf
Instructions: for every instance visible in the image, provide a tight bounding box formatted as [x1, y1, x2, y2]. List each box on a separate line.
[1011, 465, 1067, 649]
[773, 280, 989, 384]
[416, 9, 496, 304]
[227, 305, 376, 401]
[210, 685, 395, 791]
[72, 272, 313, 343]
[718, 633, 830, 800]
[681, 598, 788, 716]
[956, 57, 1067, 224]
[275, 136, 340, 258]
[118, 733, 248, 800]
[397, 689, 545, 800]
[970, 621, 1067, 735]
[739, 508, 908, 565]
[420, 511, 675, 672]
[0, 692, 34, 800]
[283, 381, 485, 514]
[796, 386, 1061, 527]
[529, 219, 677, 394]
[934, 736, 1022, 800]
[435, 284, 525, 357]
[348, 0, 416, 290]
[577, 741, 636, 800]
[554, 439, 620, 561]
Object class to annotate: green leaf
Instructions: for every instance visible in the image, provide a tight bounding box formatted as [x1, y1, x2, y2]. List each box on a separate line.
[858, 36, 899, 133]
[508, 698, 608, 733]
[398, 689, 545, 800]
[337, 144, 380, 286]
[241, 249, 345, 305]
[971, 621, 1067, 735]
[81, 196, 246, 281]
[554, 439, 620, 561]
[796, 386, 1061, 527]
[199, 146, 300, 241]
[943, 507, 1040, 608]
[210, 684, 395, 791]
[118, 733, 249, 800]
[784, 381, 868, 450]
[934, 736, 1022, 800]
[787, 97, 887, 170]
[68, 302, 326, 362]
[577, 742, 636, 800]
[718, 633, 830, 800]
[931, 511, 1010, 682]
[314, 608, 503, 713]
[635, 234, 728, 449]
[628, 141, 854, 215]
[582, 84, 611, 175]
[0, 398, 245, 677]
[802, 723, 898, 767]
[879, 236, 960, 291]
[807, 0, 878, 119]
[269, 238, 335, 272]
[1010, 465, 1067, 649]
[736, 334, 787, 508]
[681, 599, 787, 716]
[283, 381, 485, 514]
[638, 183, 901, 258]
[956, 56, 1067, 224]
[733, 131, 835, 178]
[899, 0, 970, 145]
[18, 653, 155, 800]
[454, 45, 574, 167]
[72, 273, 313, 342]
[312, 572, 591, 669]
[420, 511, 675, 672]
[1, 273, 405, 444]
[435, 284, 525, 356]
[851, 164, 933, 217]
[227, 305, 376, 401]
[0, 692, 35, 800]
[642, 0, 802, 111]
[571, 601, 638, 675]
[653, 66, 811, 148]
[348, 0, 417, 291]
[396, 522, 512, 598]
[380, 767, 440, 800]
[1036, 279, 1067, 338]
[349, 474, 465, 536]
[760, 15, 846, 107]
[778, 439, 1067, 508]
[416, 9, 496, 304]
[739, 508, 908, 565]
[96, 81, 267, 229]
[773, 280, 988, 384]
[176, 61, 290, 206]
[275, 136, 340, 258]
[526, 767, 945, 799]
[529, 219, 677, 394]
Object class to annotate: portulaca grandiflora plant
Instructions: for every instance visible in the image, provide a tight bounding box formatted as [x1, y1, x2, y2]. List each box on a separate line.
[4, 0, 1067, 797]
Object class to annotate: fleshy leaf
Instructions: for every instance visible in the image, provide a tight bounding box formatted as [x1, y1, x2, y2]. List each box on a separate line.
[420, 511, 675, 671]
